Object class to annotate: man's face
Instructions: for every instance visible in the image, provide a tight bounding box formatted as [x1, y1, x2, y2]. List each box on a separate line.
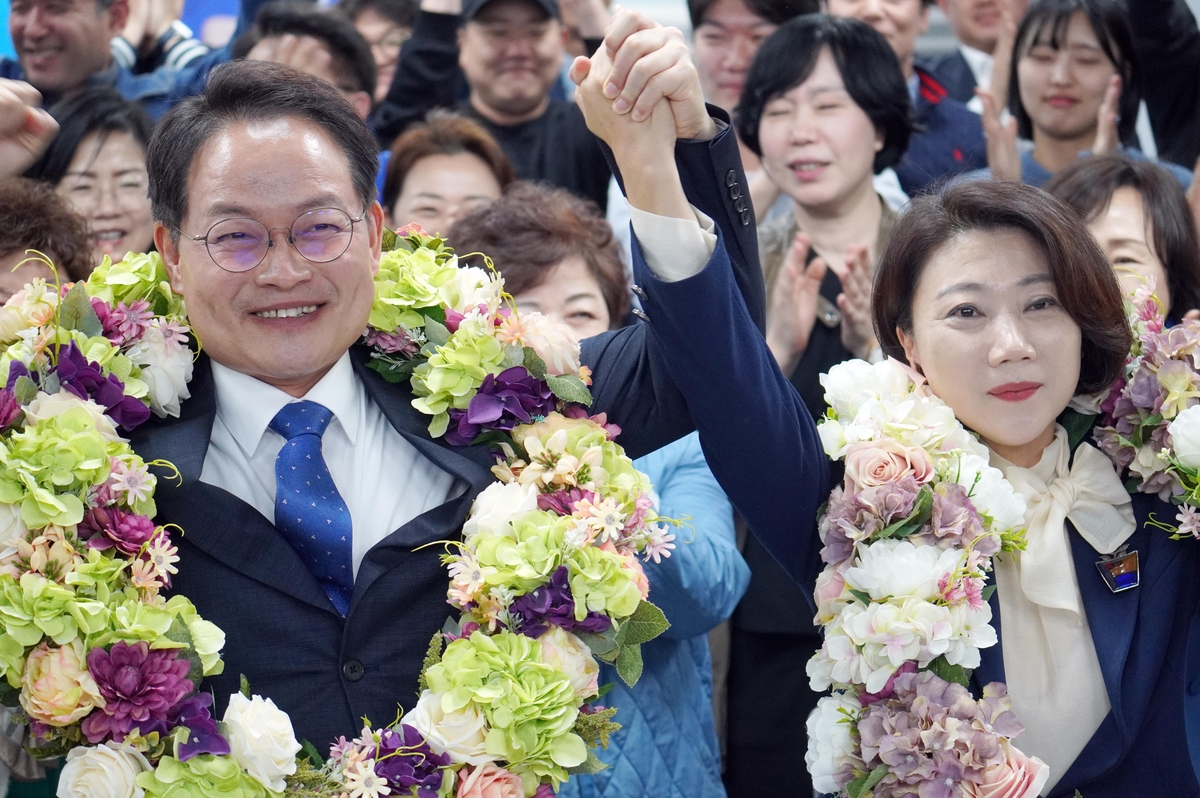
[824, 0, 929, 76]
[10, 0, 126, 96]
[157, 117, 384, 396]
[937, 0, 1020, 53]
[246, 35, 374, 119]
[353, 7, 411, 104]
[458, 0, 564, 122]
[692, 0, 778, 112]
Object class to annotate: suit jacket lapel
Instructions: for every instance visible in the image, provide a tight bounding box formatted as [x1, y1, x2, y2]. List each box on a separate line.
[133, 354, 336, 615]
[972, 568, 1006, 689]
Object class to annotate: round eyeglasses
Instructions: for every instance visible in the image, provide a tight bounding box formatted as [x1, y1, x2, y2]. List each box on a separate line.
[177, 207, 368, 273]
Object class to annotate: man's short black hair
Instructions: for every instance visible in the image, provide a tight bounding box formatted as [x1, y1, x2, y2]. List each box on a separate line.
[1009, 0, 1140, 145]
[688, 0, 816, 31]
[734, 14, 912, 172]
[337, 0, 419, 28]
[25, 87, 153, 186]
[146, 60, 380, 238]
[233, 1, 377, 98]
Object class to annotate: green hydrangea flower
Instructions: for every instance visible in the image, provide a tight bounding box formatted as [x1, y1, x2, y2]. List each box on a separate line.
[411, 319, 507, 436]
[0, 406, 114, 528]
[370, 246, 458, 333]
[564, 544, 642, 621]
[425, 630, 586, 785]
[86, 253, 185, 320]
[472, 510, 572, 595]
[136, 755, 269, 798]
[0, 633, 24, 688]
[0, 573, 108, 655]
[166, 595, 225, 677]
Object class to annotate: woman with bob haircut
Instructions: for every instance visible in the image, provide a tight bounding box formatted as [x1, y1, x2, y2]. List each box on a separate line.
[974, 0, 1192, 189]
[727, 17, 912, 788]
[451, 182, 749, 798]
[1044, 153, 1200, 322]
[384, 113, 517, 240]
[635, 178, 1200, 795]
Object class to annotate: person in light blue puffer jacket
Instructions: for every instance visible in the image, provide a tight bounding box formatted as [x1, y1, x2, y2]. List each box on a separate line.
[557, 432, 749, 798]
[448, 183, 751, 798]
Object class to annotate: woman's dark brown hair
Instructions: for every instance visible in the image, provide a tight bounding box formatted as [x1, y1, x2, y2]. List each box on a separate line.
[383, 113, 516, 212]
[0, 178, 94, 282]
[1043, 154, 1200, 318]
[449, 182, 630, 327]
[873, 180, 1131, 395]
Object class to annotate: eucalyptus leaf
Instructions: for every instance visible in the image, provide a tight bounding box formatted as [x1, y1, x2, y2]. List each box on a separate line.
[424, 317, 451, 347]
[547, 374, 593, 406]
[614, 644, 643, 686]
[12, 376, 36, 405]
[59, 282, 102, 337]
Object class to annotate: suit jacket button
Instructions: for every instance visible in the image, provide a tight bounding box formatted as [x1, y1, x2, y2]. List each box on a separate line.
[342, 659, 365, 681]
[728, 183, 741, 200]
[632, 308, 650, 322]
[734, 196, 748, 213]
[739, 209, 751, 226]
[725, 169, 737, 187]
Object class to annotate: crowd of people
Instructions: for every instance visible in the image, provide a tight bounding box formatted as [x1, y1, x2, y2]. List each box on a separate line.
[2, 0, 1200, 794]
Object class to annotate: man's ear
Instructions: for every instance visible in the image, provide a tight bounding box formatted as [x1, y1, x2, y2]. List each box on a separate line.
[105, 0, 130, 39]
[155, 223, 186, 295]
[348, 90, 373, 120]
[366, 201, 385, 275]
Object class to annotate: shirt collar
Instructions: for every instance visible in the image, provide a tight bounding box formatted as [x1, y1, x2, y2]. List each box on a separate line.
[958, 44, 994, 89]
[906, 73, 919, 104]
[211, 351, 362, 457]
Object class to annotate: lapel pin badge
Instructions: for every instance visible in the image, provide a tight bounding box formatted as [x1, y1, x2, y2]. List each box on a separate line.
[1096, 544, 1139, 593]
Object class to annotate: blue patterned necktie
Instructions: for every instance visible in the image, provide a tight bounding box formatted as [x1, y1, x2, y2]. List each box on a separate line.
[270, 401, 354, 616]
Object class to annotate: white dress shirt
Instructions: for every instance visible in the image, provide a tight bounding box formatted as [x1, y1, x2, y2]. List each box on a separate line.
[200, 352, 462, 579]
[960, 44, 995, 115]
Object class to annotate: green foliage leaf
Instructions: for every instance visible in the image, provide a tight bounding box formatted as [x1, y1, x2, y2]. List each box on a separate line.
[0, 683, 19, 709]
[468, 430, 520, 453]
[595, 682, 614, 698]
[423, 317, 451, 347]
[59, 282, 102, 337]
[613, 601, 670, 646]
[164, 615, 204, 687]
[1059, 408, 1097, 452]
[547, 374, 593, 407]
[847, 764, 890, 798]
[567, 748, 609, 776]
[877, 485, 933, 540]
[420, 306, 446, 325]
[13, 376, 37, 405]
[925, 655, 970, 687]
[299, 739, 326, 768]
[366, 354, 417, 384]
[523, 346, 547, 380]
[981, 584, 997, 601]
[577, 628, 618, 657]
[239, 673, 251, 699]
[848, 588, 871, 605]
[614, 644, 643, 687]
[418, 629, 444, 693]
[381, 227, 398, 252]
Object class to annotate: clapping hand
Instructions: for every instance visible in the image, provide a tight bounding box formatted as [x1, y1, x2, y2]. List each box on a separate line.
[0, 80, 58, 178]
[1092, 75, 1121, 156]
[976, 87, 1021, 182]
[832, 244, 877, 361]
[766, 233, 827, 375]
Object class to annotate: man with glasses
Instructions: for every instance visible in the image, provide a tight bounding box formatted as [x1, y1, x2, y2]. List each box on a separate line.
[338, 0, 418, 107]
[131, 4, 770, 745]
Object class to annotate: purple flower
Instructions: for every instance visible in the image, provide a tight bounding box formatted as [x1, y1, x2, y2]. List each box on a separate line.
[0, 389, 20, 431]
[533, 785, 557, 798]
[537, 488, 596, 516]
[77, 507, 156, 555]
[363, 328, 420, 356]
[95, 299, 152, 346]
[511, 566, 612, 638]
[81, 641, 193, 744]
[445, 367, 556, 446]
[926, 482, 984, 549]
[170, 693, 230, 761]
[52, 342, 150, 431]
[372, 725, 451, 797]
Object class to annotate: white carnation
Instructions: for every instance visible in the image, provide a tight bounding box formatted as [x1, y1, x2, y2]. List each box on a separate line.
[805, 692, 863, 793]
[406, 689, 493, 765]
[844, 540, 964, 602]
[124, 321, 193, 418]
[462, 481, 539, 541]
[821, 359, 914, 420]
[57, 742, 151, 798]
[222, 693, 302, 792]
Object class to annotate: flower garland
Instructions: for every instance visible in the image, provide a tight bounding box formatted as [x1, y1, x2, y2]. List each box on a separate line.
[805, 358, 1049, 797]
[1093, 281, 1200, 538]
[0, 228, 673, 798]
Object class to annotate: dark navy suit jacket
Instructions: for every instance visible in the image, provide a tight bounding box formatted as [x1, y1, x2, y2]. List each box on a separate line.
[919, 50, 980, 106]
[126, 117, 765, 749]
[894, 68, 988, 197]
[634, 238, 1200, 792]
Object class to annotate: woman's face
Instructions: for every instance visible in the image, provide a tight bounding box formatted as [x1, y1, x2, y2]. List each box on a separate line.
[57, 131, 154, 265]
[390, 152, 503, 238]
[1085, 186, 1170, 312]
[512, 256, 611, 340]
[1017, 12, 1117, 144]
[898, 227, 1082, 466]
[757, 47, 883, 212]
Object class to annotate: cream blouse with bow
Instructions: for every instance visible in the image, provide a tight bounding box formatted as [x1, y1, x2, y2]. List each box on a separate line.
[990, 425, 1136, 794]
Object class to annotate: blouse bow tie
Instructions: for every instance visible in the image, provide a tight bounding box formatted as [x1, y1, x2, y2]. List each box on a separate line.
[999, 427, 1136, 615]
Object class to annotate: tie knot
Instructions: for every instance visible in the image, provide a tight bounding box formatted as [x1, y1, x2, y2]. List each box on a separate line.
[269, 401, 335, 440]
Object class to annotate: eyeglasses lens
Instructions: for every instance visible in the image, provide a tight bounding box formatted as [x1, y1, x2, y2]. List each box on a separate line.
[292, 209, 354, 262]
[205, 209, 355, 271]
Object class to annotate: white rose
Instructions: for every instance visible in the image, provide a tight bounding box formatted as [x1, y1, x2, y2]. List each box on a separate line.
[24, 391, 122, 442]
[805, 691, 863, 794]
[125, 322, 193, 418]
[1170, 405, 1200, 469]
[405, 689, 494, 765]
[537, 626, 600, 699]
[444, 266, 503, 315]
[57, 742, 151, 798]
[462, 481, 539, 541]
[222, 693, 302, 792]
[844, 540, 964, 602]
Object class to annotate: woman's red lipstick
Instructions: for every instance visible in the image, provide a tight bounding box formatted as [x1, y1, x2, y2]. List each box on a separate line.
[989, 382, 1041, 402]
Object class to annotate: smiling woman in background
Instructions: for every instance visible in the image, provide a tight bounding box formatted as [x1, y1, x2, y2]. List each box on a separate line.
[383, 113, 516, 239]
[24, 88, 155, 268]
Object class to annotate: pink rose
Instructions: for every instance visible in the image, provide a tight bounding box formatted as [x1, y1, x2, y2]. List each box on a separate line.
[965, 741, 1050, 798]
[812, 566, 849, 623]
[456, 764, 524, 798]
[844, 439, 935, 488]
